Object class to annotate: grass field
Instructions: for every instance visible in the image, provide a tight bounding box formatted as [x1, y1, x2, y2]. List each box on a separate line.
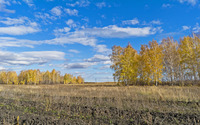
[0, 84, 199, 124]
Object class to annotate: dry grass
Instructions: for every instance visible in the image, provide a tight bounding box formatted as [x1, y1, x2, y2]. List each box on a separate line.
[0, 84, 199, 124]
[0, 84, 199, 114]
[0, 84, 199, 101]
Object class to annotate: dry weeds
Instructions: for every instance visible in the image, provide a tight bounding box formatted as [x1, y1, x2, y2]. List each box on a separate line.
[0, 84, 199, 111]
[0, 84, 199, 124]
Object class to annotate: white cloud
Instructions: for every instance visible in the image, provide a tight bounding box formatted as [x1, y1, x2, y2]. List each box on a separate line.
[66, 19, 77, 27]
[66, 19, 74, 25]
[0, 25, 40, 35]
[94, 44, 111, 53]
[96, 2, 106, 8]
[150, 20, 162, 25]
[64, 62, 96, 69]
[178, 0, 198, 5]
[84, 54, 112, 68]
[23, 0, 34, 7]
[65, 9, 78, 16]
[0, 51, 65, 65]
[82, 17, 89, 22]
[54, 27, 71, 35]
[0, 17, 40, 35]
[30, 22, 38, 27]
[0, 17, 38, 27]
[100, 65, 110, 69]
[142, 20, 162, 26]
[193, 23, 200, 33]
[21, 51, 65, 60]
[12, 0, 21, 5]
[85, 54, 110, 62]
[76, 25, 162, 38]
[45, 25, 162, 54]
[44, 34, 110, 54]
[122, 18, 139, 25]
[0, 66, 6, 70]
[0, 0, 15, 13]
[45, 30, 112, 54]
[35, 12, 56, 24]
[66, 0, 90, 7]
[44, 36, 97, 46]
[162, 4, 172, 8]
[63, 54, 112, 70]
[61, 27, 71, 32]
[0, 37, 40, 48]
[4, 10, 15, 13]
[0, 24, 162, 56]
[0, 24, 162, 54]
[182, 25, 191, 30]
[0, 0, 10, 5]
[51, 6, 62, 16]
[68, 49, 80, 53]
[0, 17, 28, 25]
[0, 35, 98, 53]
[103, 61, 112, 65]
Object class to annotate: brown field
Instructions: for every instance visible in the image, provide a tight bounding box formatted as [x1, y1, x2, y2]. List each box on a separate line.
[0, 84, 200, 124]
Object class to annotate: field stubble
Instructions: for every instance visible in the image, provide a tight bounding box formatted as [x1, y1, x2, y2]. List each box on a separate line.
[0, 83, 199, 124]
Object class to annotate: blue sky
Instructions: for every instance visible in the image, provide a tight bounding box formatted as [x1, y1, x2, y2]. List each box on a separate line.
[0, 0, 200, 82]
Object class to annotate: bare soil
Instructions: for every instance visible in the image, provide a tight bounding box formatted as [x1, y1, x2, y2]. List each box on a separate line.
[0, 85, 199, 125]
[0, 97, 199, 125]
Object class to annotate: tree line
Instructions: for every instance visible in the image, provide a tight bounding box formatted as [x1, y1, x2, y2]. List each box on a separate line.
[0, 69, 84, 85]
[110, 35, 200, 86]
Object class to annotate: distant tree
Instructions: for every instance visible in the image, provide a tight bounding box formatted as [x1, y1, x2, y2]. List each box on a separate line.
[138, 45, 152, 85]
[51, 69, 56, 84]
[71, 76, 77, 84]
[36, 69, 41, 84]
[60, 75, 64, 84]
[111, 41, 163, 86]
[18, 70, 26, 85]
[77, 75, 84, 84]
[0, 69, 82, 85]
[0, 71, 18, 84]
[161, 37, 180, 85]
[55, 71, 61, 84]
[64, 73, 72, 84]
[44, 70, 51, 84]
[110, 43, 139, 85]
[179, 35, 200, 83]
[148, 40, 164, 86]
[8, 71, 18, 85]
[120, 43, 139, 85]
[0, 71, 7, 84]
[110, 45, 123, 84]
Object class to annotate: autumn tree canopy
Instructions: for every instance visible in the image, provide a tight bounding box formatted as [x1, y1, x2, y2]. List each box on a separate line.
[110, 35, 200, 86]
[0, 69, 84, 85]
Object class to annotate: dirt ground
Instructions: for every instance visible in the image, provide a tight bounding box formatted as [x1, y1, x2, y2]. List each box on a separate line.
[0, 84, 199, 125]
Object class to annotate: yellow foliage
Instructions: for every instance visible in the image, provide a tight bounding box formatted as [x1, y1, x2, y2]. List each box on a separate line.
[64, 73, 72, 84]
[77, 76, 84, 84]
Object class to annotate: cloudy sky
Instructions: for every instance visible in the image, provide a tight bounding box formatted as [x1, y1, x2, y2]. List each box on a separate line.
[0, 0, 199, 82]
